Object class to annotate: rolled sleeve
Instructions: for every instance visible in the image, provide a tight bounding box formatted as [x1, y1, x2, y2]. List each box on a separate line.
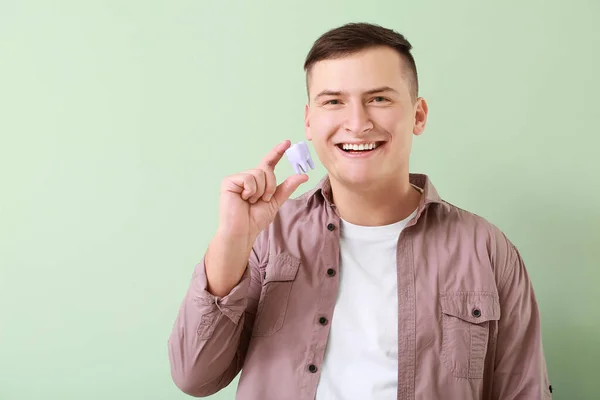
[167, 255, 258, 397]
[493, 243, 553, 399]
[191, 259, 251, 329]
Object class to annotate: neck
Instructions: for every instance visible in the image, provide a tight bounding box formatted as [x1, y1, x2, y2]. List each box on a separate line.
[329, 174, 422, 227]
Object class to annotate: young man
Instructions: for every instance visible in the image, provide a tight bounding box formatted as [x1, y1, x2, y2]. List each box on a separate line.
[168, 23, 552, 399]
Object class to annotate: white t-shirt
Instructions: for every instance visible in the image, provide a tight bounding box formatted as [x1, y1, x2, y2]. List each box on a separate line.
[315, 208, 418, 400]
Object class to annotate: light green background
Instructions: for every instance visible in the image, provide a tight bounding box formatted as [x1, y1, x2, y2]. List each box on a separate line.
[1, 1, 598, 399]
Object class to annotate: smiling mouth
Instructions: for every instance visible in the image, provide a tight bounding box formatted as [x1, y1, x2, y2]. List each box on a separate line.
[335, 141, 385, 153]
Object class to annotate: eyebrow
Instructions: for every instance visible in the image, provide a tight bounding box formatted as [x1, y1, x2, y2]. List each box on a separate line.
[313, 86, 398, 101]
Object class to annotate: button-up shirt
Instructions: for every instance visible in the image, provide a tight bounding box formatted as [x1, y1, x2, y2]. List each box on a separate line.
[168, 173, 553, 399]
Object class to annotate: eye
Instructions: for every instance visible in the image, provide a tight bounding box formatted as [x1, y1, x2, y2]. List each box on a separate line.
[371, 96, 389, 103]
[325, 99, 340, 105]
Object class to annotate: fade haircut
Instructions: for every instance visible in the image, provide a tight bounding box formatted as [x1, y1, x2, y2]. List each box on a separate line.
[303, 22, 419, 101]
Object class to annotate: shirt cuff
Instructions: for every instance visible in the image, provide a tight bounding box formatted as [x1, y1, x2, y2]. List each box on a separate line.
[190, 258, 250, 325]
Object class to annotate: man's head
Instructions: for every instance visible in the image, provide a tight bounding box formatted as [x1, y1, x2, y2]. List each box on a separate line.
[303, 23, 428, 192]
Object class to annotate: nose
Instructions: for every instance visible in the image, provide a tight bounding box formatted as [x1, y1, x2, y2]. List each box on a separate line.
[343, 102, 373, 135]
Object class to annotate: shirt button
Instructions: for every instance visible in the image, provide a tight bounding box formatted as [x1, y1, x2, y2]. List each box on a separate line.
[308, 364, 318, 373]
[319, 316, 328, 325]
[326, 268, 336, 277]
[472, 308, 482, 318]
[327, 223, 335, 231]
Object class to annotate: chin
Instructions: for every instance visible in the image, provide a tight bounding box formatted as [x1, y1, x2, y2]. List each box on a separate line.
[336, 170, 380, 189]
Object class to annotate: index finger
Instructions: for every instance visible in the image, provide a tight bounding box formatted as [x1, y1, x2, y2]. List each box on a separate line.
[259, 140, 291, 169]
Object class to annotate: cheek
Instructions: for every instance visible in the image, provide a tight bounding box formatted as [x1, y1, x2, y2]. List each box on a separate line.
[310, 112, 340, 138]
[374, 109, 407, 131]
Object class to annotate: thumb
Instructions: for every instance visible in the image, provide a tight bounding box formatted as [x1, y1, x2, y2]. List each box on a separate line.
[273, 174, 309, 206]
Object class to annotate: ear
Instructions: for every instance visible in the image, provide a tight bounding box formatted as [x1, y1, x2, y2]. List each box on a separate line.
[413, 97, 428, 136]
[304, 103, 312, 141]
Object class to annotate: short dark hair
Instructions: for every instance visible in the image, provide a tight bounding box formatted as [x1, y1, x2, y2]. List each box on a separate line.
[303, 22, 419, 100]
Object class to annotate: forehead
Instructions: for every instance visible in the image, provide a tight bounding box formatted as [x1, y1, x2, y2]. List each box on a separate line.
[307, 46, 410, 97]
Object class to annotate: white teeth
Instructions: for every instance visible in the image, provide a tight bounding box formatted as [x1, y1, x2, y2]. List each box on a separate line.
[341, 142, 379, 151]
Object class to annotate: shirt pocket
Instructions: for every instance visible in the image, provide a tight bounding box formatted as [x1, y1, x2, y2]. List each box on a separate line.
[252, 252, 301, 337]
[440, 291, 501, 379]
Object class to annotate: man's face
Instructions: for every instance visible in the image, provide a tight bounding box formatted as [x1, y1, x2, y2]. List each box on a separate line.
[304, 46, 428, 189]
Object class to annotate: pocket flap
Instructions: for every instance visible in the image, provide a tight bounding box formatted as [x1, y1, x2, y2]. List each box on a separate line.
[263, 252, 301, 283]
[440, 292, 501, 324]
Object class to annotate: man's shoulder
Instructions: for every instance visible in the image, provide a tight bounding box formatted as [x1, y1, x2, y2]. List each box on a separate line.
[432, 198, 519, 272]
[425, 199, 515, 268]
[432, 198, 507, 238]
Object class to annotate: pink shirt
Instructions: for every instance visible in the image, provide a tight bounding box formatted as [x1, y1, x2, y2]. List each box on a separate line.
[168, 173, 553, 399]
